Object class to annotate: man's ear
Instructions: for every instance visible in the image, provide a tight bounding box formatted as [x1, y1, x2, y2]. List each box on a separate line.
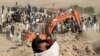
[46, 43, 49, 46]
[46, 42, 50, 49]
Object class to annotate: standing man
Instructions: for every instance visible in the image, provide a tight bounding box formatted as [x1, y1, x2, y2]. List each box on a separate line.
[92, 15, 98, 31]
[6, 23, 12, 41]
[2, 5, 5, 14]
[11, 24, 15, 35]
[0, 15, 2, 33]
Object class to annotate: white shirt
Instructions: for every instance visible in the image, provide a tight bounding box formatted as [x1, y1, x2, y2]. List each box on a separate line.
[7, 25, 12, 31]
[0, 18, 2, 25]
[36, 19, 39, 23]
[35, 42, 59, 56]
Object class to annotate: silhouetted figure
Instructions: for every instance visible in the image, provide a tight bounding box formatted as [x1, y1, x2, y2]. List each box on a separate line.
[2, 5, 5, 14]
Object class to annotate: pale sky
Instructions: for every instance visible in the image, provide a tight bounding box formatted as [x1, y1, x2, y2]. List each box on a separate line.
[0, 0, 100, 12]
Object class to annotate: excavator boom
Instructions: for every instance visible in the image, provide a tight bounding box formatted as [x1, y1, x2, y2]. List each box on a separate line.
[48, 9, 81, 34]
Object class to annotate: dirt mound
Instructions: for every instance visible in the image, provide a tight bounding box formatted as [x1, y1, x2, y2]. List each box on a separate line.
[0, 27, 100, 56]
[93, 40, 100, 55]
[56, 32, 96, 56]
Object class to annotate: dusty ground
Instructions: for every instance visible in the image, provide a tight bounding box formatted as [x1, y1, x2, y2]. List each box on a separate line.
[0, 0, 100, 56]
[0, 26, 100, 56]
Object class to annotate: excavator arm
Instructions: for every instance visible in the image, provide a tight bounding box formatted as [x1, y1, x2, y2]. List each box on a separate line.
[22, 9, 81, 42]
[72, 9, 81, 26]
[48, 9, 81, 34]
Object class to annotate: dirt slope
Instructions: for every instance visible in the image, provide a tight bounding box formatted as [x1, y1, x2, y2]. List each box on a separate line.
[0, 29, 100, 56]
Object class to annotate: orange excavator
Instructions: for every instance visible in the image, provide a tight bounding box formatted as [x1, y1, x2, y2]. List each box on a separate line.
[22, 9, 81, 42]
[48, 9, 81, 35]
[21, 9, 81, 54]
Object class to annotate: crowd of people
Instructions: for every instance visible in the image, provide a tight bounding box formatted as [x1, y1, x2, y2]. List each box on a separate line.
[0, 3, 99, 43]
[0, 4, 52, 41]
[0, 3, 99, 55]
[81, 15, 98, 31]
